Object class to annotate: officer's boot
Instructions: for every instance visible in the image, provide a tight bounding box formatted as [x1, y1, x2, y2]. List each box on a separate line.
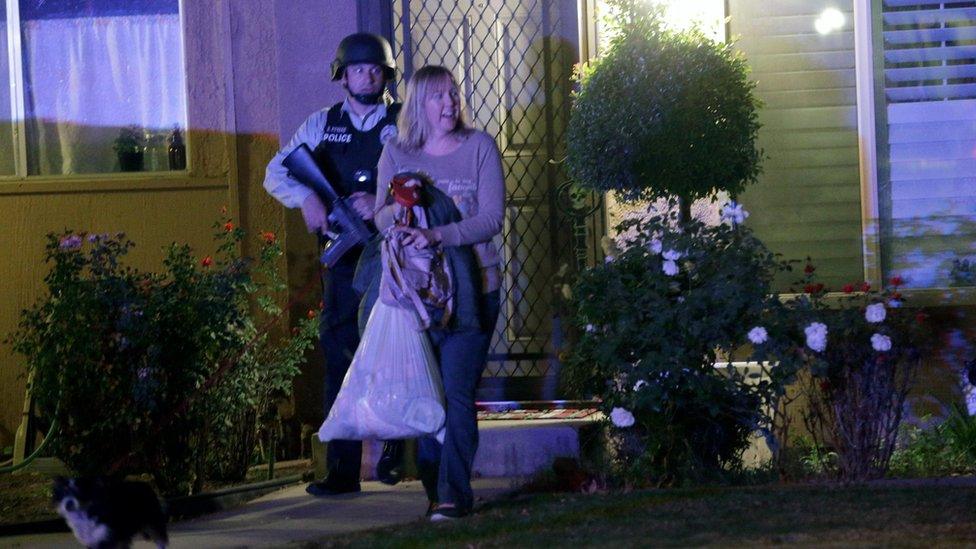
[375, 440, 404, 485]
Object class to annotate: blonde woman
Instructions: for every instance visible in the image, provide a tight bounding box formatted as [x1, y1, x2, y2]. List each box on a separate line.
[374, 65, 504, 521]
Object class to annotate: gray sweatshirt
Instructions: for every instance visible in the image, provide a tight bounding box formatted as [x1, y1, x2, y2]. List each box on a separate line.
[375, 129, 505, 293]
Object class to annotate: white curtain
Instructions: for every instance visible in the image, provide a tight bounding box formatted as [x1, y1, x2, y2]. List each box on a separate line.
[21, 14, 186, 175]
[0, 21, 14, 176]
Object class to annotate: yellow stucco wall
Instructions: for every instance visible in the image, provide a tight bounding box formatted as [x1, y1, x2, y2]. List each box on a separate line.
[0, 180, 223, 446]
[0, 130, 296, 451]
[0, 0, 353, 451]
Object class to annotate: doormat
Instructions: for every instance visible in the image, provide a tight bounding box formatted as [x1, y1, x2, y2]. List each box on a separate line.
[476, 408, 601, 421]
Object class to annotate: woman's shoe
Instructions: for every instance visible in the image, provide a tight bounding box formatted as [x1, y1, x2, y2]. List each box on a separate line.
[429, 503, 467, 522]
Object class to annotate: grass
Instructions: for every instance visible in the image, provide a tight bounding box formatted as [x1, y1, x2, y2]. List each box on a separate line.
[310, 481, 976, 547]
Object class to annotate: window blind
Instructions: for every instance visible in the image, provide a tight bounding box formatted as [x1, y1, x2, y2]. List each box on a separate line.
[883, 1, 976, 102]
[881, 0, 976, 287]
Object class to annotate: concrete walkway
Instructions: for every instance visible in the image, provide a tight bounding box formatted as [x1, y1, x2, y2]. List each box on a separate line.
[5, 477, 518, 548]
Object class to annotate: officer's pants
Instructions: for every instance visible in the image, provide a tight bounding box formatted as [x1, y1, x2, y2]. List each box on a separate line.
[320, 262, 362, 481]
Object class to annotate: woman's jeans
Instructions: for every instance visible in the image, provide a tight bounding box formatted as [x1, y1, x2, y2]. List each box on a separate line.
[418, 290, 500, 510]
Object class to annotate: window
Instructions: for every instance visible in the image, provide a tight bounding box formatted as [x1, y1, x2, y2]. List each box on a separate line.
[874, 0, 976, 288]
[0, 3, 15, 176]
[4, 0, 187, 176]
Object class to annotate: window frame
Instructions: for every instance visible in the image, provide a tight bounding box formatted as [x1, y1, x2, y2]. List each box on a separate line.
[853, 0, 976, 306]
[0, 0, 226, 188]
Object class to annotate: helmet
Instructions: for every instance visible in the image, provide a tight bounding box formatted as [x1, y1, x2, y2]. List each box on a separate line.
[331, 33, 396, 81]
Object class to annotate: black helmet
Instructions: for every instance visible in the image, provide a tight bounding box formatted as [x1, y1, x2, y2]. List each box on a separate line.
[331, 33, 396, 81]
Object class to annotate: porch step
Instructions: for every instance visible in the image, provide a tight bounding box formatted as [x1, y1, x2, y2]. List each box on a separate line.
[311, 414, 604, 481]
[472, 418, 600, 478]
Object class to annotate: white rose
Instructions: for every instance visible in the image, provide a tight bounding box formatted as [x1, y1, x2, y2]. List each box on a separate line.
[747, 326, 768, 345]
[865, 303, 886, 323]
[662, 260, 679, 276]
[871, 333, 892, 352]
[585, 324, 596, 333]
[633, 379, 647, 391]
[720, 201, 750, 225]
[648, 238, 663, 255]
[610, 407, 635, 428]
[662, 249, 682, 261]
[805, 322, 828, 352]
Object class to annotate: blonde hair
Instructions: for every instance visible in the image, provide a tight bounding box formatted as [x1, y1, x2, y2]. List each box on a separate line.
[396, 65, 470, 151]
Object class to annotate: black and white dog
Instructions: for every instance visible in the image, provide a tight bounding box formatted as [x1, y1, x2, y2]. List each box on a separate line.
[52, 476, 168, 548]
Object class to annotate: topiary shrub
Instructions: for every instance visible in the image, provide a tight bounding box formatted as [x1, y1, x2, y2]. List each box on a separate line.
[566, 0, 762, 205]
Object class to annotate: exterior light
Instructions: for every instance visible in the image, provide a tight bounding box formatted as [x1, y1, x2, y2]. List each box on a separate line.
[814, 8, 846, 34]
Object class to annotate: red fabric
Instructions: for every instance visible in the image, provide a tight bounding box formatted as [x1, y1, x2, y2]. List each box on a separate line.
[390, 172, 423, 208]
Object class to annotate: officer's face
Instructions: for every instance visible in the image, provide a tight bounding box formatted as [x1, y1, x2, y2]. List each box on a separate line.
[424, 79, 460, 137]
[342, 63, 385, 97]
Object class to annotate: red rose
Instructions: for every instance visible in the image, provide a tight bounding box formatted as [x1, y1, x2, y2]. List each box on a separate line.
[318, 300, 325, 310]
[842, 284, 855, 294]
[890, 276, 904, 287]
[201, 256, 213, 267]
[224, 221, 234, 232]
[861, 282, 871, 292]
[261, 231, 277, 244]
[307, 309, 317, 319]
[804, 264, 816, 274]
[804, 284, 816, 294]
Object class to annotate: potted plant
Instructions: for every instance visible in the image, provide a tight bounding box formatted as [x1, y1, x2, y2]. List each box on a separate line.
[114, 126, 146, 172]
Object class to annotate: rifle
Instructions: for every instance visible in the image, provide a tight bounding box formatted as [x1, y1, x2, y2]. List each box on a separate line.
[282, 144, 375, 268]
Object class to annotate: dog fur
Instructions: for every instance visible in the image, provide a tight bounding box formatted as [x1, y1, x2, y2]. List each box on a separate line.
[52, 476, 168, 548]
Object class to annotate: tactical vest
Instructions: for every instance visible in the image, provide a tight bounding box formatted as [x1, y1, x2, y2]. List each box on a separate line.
[313, 102, 402, 197]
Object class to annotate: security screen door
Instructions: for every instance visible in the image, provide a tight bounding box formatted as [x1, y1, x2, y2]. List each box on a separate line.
[381, 0, 604, 400]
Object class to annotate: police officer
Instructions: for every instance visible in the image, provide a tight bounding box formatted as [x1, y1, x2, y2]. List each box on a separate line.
[263, 32, 404, 496]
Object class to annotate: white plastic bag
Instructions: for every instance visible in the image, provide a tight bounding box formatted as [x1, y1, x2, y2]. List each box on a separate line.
[317, 300, 445, 443]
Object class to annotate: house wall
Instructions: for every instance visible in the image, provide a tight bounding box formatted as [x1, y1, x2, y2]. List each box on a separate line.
[729, 0, 865, 291]
[0, 0, 356, 451]
[728, 0, 968, 415]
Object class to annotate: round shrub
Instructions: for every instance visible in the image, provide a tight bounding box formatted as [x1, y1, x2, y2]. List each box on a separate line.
[566, 3, 762, 203]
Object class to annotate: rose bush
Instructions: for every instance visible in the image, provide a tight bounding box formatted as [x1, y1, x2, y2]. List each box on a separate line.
[760, 268, 932, 481]
[9, 217, 317, 495]
[563, 200, 800, 484]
